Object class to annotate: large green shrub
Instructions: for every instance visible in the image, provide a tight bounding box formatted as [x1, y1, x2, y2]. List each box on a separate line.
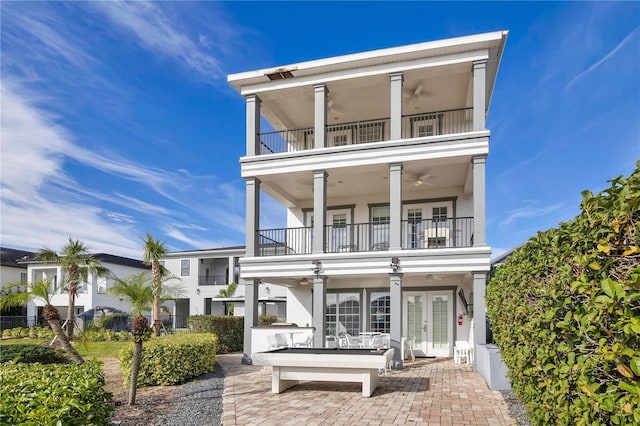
[187, 315, 243, 353]
[119, 333, 217, 386]
[0, 343, 66, 364]
[487, 163, 640, 425]
[0, 360, 113, 425]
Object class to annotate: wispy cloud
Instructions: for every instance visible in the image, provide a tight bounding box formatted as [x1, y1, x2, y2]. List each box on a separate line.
[564, 26, 639, 94]
[500, 201, 565, 227]
[90, 1, 226, 83]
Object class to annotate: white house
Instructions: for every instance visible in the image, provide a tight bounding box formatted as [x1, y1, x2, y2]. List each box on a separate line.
[228, 29, 508, 381]
[22, 253, 150, 328]
[161, 246, 287, 327]
[0, 247, 33, 328]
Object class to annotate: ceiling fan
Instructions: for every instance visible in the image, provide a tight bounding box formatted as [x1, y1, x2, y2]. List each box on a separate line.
[426, 274, 445, 281]
[403, 83, 430, 106]
[404, 171, 433, 187]
[327, 99, 343, 118]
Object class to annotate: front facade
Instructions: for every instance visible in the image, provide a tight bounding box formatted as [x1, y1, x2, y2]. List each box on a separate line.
[161, 247, 286, 327]
[23, 253, 150, 328]
[229, 31, 508, 369]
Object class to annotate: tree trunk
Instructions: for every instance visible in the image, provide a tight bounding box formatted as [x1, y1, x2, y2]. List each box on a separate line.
[152, 297, 161, 337]
[128, 339, 143, 405]
[66, 282, 77, 340]
[47, 312, 84, 363]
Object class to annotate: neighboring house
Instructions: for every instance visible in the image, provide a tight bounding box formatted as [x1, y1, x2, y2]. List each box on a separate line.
[19, 253, 150, 329]
[228, 29, 508, 384]
[0, 247, 34, 328]
[161, 246, 286, 327]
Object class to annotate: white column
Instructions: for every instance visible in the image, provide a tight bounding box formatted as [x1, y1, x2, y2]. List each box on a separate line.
[245, 177, 261, 257]
[389, 273, 403, 369]
[472, 272, 487, 346]
[313, 170, 328, 254]
[228, 256, 235, 284]
[473, 60, 487, 131]
[314, 84, 328, 149]
[245, 95, 261, 156]
[389, 162, 403, 250]
[389, 72, 404, 140]
[472, 156, 487, 246]
[312, 276, 327, 347]
[242, 278, 260, 364]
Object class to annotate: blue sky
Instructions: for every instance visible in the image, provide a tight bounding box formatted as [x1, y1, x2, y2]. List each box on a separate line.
[1, 1, 638, 259]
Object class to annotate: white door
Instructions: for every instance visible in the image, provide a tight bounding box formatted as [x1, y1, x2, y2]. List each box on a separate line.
[403, 205, 427, 249]
[403, 290, 453, 357]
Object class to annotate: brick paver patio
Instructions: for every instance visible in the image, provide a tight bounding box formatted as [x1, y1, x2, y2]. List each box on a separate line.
[217, 354, 517, 426]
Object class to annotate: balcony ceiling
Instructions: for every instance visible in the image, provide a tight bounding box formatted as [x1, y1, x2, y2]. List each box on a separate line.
[258, 62, 472, 131]
[259, 157, 471, 206]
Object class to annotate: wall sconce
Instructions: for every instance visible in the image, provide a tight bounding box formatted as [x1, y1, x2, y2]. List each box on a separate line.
[300, 278, 309, 286]
[390, 257, 399, 272]
[196, 288, 201, 295]
[311, 260, 321, 275]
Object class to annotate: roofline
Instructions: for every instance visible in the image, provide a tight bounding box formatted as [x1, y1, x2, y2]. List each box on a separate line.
[228, 30, 508, 85]
[485, 30, 509, 117]
[163, 246, 246, 257]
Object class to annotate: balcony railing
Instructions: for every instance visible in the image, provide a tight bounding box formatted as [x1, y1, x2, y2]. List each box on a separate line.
[257, 107, 473, 155]
[198, 275, 228, 286]
[256, 217, 473, 256]
[258, 227, 312, 256]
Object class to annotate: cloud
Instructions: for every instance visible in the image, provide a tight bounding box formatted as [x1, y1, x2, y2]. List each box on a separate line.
[564, 26, 639, 93]
[500, 201, 565, 227]
[90, 1, 226, 83]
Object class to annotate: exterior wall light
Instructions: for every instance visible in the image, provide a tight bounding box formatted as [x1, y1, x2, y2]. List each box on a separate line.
[311, 260, 322, 275]
[390, 257, 400, 272]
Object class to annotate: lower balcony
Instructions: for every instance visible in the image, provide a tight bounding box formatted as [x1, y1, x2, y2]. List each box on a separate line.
[257, 217, 473, 256]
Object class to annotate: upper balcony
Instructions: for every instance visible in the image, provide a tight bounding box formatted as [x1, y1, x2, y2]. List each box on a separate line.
[258, 107, 472, 155]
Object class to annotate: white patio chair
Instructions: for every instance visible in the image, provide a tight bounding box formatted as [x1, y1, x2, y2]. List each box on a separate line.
[404, 337, 415, 363]
[344, 333, 363, 348]
[325, 335, 338, 348]
[454, 341, 472, 364]
[274, 333, 290, 348]
[293, 335, 313, 348]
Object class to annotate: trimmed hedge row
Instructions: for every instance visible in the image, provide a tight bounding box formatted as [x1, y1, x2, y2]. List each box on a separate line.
[119, 333, 217, 386]
[0, 343, 66, 364]
[83, 328, 133, 342]
[0, 360, 114, 425]
[1, 326, 54, 339]
[486, 164, 640, 425]
[187, 315, 243, 353]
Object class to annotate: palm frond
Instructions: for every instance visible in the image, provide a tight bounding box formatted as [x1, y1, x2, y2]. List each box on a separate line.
[108, 272, 153, 316]
[0, 279, 55, 308]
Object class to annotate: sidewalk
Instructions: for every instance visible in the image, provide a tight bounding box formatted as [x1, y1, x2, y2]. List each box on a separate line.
[218, 354, 517, 425]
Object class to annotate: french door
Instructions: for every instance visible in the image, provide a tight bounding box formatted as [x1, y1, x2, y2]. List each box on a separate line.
[403, 290, 453, 357]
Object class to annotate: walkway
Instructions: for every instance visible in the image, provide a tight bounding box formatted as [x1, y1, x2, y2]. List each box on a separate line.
[217, 354, 516, 425]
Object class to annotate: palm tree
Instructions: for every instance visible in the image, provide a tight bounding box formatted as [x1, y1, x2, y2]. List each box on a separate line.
[108, 272, 153, 405]
[0, 279, 84, 363]
[141, 233, 168, 337]
[37, 238, 109, 339]
[216, 282, 238, 315]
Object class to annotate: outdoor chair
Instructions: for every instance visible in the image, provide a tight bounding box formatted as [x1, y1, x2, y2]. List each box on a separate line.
[293, 335, 313, 348]
[344, 333, 363, 348]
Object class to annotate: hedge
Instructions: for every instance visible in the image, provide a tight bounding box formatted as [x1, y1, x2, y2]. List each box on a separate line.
[1, 326, 54, 339]
[486, 163, 640, 425]
[0, 343, 66, 364]
[187, 315, 243, 353]
[119, 333, 217, 387]
[0, 360, 114, 425]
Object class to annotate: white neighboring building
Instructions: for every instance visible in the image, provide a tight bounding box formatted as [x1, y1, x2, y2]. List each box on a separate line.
[161, 246, 286, 327]
[228, 30, 508, 381]
[22, 253, 150, 327]
[0, 247, 33, 328]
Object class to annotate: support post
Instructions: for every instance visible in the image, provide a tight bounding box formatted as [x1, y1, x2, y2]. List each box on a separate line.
[245, 95, 261, 156]
[313, 170, 328, 254]
[389, 72, 404, 140]
[314, 84, 328, 149]
[473, 60, 487, 131]
[245, 177, 261, 257]
[473, 272, 487, 347]
[312, 276, 327, 347]
[472, 156, 486, 246]
[242, 278, 260, 364]
[389, 273, 403, 369]
[389, 163, 403, 250]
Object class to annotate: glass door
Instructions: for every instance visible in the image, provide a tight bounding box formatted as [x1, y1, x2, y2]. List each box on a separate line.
[404, 205, 427, 249]
[403, 290, 453, 357]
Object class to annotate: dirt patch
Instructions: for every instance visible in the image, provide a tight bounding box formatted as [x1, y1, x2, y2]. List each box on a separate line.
[101, 357, 182, 426]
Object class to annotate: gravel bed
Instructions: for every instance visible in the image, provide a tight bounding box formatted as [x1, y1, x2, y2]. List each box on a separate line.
[500, 390, 532, 426]
[149, 363, 225, 426]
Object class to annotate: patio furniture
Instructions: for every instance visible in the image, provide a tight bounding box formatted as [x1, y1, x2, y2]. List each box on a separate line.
[325, 335, 339, 348]
[404, 337, 415, 363]
[293, 335, 313, 348]
[274, 333, 290, 348]
[253, 347, 395, 397]
[454, 341, 472, 364]
[344, 333, 363, 348]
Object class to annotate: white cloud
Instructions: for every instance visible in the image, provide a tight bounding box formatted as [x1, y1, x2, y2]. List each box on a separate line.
[500, 201, 565, 227]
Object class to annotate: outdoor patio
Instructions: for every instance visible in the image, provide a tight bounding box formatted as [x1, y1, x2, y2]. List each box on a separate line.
[218, 354, 518, 425]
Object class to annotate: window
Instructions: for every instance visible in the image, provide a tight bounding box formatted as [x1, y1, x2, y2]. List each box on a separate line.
[407, 208, 423, 249]
[418, 124, 434, 137]
[333, 134, 348, 146]
[181, 259, 190, 276]
[371, 206, 390, 250]
[432, 206, 448, 222]
[358, 122, 384, 143]
[326, 292, 361, 337]
[20, 272, 27, 283]
[327, 127, 352, 147]
[97, 276, 107, 294]
[331, 213, 348, 251]
[370, 292, 390, 333]
[159, 260, 165, 267]
[427, 237, 447, 248]
[411, 114, 441, 138]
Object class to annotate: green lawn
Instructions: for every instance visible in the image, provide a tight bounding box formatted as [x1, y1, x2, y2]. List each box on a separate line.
[0, 338, 130, 359]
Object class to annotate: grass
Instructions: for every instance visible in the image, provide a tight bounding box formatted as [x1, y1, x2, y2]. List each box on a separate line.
[74, 341, 130, 359]
[0, 338, 129, 359]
